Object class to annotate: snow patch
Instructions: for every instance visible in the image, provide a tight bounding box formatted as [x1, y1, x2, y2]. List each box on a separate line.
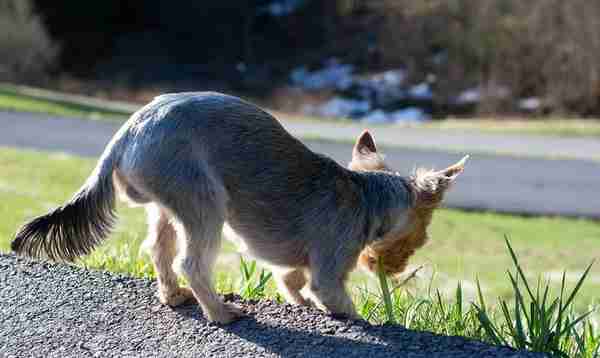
[290, 58, 354, 91]
[309, 97, 370, 118]
[408, 83, 432, 100]
[457, 88, 481, 104]
[519, 97, 541, 111]
[361, 107, 429, 124]
[261, 0, 305, 16]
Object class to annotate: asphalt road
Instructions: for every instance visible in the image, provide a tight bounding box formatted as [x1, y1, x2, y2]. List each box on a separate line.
[2, 111, 599, 218]
[0, 254, 544, 357]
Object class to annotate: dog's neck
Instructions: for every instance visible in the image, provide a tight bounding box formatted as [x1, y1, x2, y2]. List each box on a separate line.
[346, 171, 414, 242]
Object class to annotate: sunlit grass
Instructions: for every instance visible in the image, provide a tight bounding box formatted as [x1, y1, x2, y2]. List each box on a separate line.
[0, 86, 129, 120]
[276, 110, 600, 138]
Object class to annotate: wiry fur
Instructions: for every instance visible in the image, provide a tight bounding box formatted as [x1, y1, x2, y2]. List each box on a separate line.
[11, 126, 129, 261]
[12, 92, 466, 324]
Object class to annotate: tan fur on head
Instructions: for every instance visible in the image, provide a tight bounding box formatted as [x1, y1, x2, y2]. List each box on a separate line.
[358, 210, 430, 276]
[358, 155, 469, 276]
[410, 155, 469, 208]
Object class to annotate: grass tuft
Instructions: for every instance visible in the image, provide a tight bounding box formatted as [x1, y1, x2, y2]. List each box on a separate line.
[472, 237, 597, 357]
[238, 256, 273, 300]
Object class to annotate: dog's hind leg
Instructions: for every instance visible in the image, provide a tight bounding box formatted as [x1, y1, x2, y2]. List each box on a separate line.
[273, 267, 309, 306]
[144, 204, 195, 306]
[173, 205, 243, 323]
[155, 168, 242, 324]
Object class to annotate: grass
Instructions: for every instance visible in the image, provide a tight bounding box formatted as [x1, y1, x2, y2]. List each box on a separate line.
[0, 85, 130, 120]
[1, 147, 599, 355]
[369, 240, 599, 356]
[278, 110, 600, 138]
[423, 118, 600, 138]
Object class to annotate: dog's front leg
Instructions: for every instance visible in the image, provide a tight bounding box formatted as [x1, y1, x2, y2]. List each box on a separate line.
[309, 275, 357, 319]
[307, 250, 359, 319]
[272, 267, 309, 306]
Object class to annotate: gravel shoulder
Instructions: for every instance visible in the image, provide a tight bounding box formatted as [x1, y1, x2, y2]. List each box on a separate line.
[0, 254, 544, 357]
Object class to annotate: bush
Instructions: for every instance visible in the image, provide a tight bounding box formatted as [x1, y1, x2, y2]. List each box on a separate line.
[0, 0, 58, 81]
[371, 0, 600, 115]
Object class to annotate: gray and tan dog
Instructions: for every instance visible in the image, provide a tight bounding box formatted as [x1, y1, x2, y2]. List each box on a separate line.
[12, 92, 467, 324]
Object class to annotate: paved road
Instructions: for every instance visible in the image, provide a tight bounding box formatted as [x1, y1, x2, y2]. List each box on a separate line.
[0, 254, 543, 357]
[281, 119, 600, 162]
[2, 111, 599, 218]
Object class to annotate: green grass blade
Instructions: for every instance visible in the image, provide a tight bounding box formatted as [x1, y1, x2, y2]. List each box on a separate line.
[504, 236, 537, 304]
[377, 257, 395, 324]
[560, 261, 594, 316]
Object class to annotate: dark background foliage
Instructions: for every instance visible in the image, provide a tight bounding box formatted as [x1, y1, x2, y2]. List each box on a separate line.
[3, 0, 600, 115]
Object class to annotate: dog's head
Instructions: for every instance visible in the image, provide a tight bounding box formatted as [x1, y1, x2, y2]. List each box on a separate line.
[349, 130, 468, 276]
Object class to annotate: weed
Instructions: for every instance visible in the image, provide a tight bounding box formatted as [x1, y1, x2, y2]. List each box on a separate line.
[473, 237, 596, 357]
[238, 256, 273, 300]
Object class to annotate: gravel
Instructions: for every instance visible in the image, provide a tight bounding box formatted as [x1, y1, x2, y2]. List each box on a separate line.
[0, 254, 546, 357]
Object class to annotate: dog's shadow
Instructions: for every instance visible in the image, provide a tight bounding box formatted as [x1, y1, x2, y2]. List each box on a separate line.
[172, 302, 403, 357]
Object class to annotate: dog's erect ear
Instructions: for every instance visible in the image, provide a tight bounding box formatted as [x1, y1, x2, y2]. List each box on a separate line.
[353, 130, 377, 157]
[434, 155, 469, 184]
[349, 130, 387, 171]
[412, 155, 469, 207]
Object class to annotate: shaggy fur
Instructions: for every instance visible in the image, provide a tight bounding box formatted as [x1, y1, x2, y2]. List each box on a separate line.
[12, 92, 466, 324]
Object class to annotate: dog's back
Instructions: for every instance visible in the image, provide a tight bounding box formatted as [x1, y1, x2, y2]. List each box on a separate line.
[120, 92, 348, 265]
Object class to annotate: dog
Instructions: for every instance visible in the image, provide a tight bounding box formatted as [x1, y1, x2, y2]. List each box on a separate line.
[12, 92, 467, 324]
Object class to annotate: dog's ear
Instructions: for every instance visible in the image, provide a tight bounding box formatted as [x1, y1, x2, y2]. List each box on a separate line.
[433, 155, 469, 185]
[411, 155, 469, 207]
[349, 130, 387, 171]
[353, 130, 377, 157]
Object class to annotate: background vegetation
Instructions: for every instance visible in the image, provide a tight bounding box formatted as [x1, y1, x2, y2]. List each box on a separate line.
[0, 0, 57, 82]
[4, 0, 600, 116]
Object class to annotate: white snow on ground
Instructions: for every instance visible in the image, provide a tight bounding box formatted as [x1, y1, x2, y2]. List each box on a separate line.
[360, 109, 388, 124]
[307, 97, 370, 118]
[290, 61, 436, 122]
[408, 82, 433, 100]
[261, 0, 305, 16]
[519, 97, 541, 111]
[361, 69, 407, 106]
[457, 88, 481, 104]
[388, 107, 429, 123]
[361, 107, 429, 124]
[290, 58, 355, 91]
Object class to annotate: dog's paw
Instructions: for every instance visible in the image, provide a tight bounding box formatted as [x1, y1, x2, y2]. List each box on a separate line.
[329, 310, 360, 321]
[159, 287, 196, 307]
[303, 297, 317, 308]
[208, 303, 244, 324]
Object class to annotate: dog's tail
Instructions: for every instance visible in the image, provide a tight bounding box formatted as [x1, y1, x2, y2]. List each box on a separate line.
[11, 130, 129, 262]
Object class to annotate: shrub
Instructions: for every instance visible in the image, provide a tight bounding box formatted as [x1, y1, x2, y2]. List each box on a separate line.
[0, 0, 58, 82]
[371, 0, 600, 115]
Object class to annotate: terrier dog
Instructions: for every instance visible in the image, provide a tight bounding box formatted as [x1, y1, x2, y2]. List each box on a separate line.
[12, 92, 467, 324]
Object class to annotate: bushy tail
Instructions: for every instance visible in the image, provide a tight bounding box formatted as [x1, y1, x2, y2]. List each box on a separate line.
[11, 141, 122, 262]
